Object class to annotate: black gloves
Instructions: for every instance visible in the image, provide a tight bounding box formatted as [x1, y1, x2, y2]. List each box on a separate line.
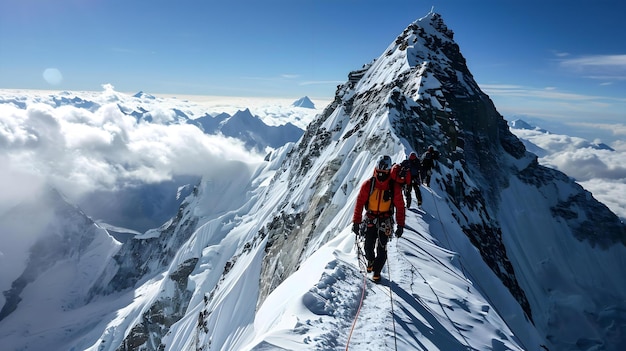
[352, 222, 360, 236]
[395, 226, 404, 238]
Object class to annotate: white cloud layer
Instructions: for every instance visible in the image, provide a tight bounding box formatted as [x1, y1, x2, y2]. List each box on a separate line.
[0, 89, 265, 208]
[511, 128, 626, 220]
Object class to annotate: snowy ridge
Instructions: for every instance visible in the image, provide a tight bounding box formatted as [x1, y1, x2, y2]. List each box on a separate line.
[240, 192, 538, 350]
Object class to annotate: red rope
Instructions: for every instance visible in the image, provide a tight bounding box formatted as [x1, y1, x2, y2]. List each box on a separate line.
[345, 268, 367, 351]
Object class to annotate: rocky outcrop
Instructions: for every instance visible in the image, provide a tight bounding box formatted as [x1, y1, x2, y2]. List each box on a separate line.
[89, 186, 200, 298]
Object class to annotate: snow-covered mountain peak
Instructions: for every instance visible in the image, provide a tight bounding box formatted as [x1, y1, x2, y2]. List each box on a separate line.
[292, 96, 316, 109]
[133, 90, 156, 100]
[509, 118, 617, 153]
[252, 11, 626, 350]
[510, 118, 539, 130]
[413, 10, 455, 41]
[351, 11, 474, 103]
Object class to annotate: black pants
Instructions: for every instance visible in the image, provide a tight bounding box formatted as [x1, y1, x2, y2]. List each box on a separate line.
[404, 180, 422, 207]
[420, 169, 432, 187]
[364, 216, 392, 275]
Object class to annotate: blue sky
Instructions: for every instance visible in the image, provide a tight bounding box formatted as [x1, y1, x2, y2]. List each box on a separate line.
[1, 0, 625, 142]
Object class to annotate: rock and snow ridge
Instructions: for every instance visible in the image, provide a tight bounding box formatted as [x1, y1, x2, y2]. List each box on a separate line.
[190, 108, 304, 151]
[1, 11, 625, 351]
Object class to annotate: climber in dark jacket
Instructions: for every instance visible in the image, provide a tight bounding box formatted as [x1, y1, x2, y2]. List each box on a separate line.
[420, 146, 439, 187]
[405, 152, 423, 207]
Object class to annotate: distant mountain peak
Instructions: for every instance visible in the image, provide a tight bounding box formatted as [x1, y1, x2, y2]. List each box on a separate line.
[133, 91, 156, 99]
[509, 119, 534, 130]
[190, 108, 304, 151]
[508, 118, 547, 131]
[291, 96, 315, 109]
[510, 118, 616, 152]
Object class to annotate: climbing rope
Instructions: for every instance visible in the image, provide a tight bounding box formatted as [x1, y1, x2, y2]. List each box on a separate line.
[427, 185, 531, 351]
[345, 223, 400, 351]
[345, 234, 368, 351]
[385, 240, 399, 351]
[394, 237, 475, 350]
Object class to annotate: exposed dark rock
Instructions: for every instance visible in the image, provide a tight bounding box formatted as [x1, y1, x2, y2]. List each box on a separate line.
[89, 189, 199, 297]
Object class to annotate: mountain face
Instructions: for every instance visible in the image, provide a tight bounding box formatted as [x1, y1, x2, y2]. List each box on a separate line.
[0, 187, 119, 322]
[1, 11, 625, 351]
[292, 96, 316, 109]
[190, 108, 304, 151]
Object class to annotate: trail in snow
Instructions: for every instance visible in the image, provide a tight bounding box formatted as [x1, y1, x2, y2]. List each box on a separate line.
[245, 182, 532, 351]
[344, 205, 475, 351]
[337, 188, 531, 351]
[344, 238, 397, 351]
[390, 234, 476, 351]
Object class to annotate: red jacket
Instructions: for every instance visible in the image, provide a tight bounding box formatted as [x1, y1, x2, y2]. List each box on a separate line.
[352, 173, 405, 227]
[390, 162, 411, 185]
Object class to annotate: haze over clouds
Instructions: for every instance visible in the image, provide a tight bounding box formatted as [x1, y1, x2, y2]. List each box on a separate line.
[0, 86, 266, 215]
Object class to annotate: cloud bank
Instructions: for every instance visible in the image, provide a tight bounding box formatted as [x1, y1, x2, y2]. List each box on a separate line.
[511, 127, 626, 220]
[0, 88, 265, 211]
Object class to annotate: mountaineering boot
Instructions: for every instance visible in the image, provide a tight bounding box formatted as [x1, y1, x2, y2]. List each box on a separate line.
[367, 260, 374, 273]
[372, 272, 381, 283]
[405, 189, 411, 208]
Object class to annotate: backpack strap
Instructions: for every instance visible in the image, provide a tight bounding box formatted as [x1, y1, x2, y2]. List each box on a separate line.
[364, 177, 375, 211]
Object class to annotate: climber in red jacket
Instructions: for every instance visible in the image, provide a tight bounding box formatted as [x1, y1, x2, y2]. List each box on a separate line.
[352, 155, 405, 282]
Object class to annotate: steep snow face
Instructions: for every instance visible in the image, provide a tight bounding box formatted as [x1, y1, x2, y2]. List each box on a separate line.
[499, 166, 626, 350]
[0, 188, 120, 349]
